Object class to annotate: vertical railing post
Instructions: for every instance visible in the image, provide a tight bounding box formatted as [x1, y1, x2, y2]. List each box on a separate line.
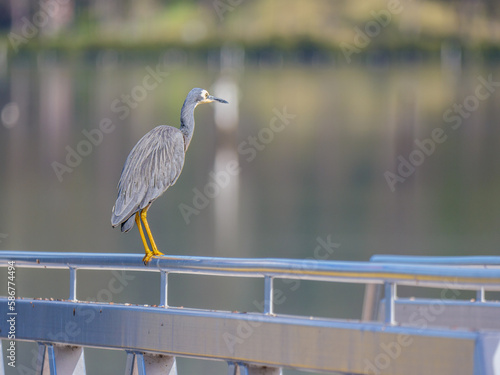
[160, 270, 168, 308]
[384, 282, 396, 325]
[476, 287, 485, 302]
[69, 267, 77, 301]
[264, 276, 273, 315]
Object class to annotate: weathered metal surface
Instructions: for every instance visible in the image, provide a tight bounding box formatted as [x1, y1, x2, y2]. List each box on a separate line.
[1, 298, 497, 374]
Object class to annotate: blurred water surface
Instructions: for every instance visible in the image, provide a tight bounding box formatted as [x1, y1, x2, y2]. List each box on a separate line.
[1, 53, 500, 374]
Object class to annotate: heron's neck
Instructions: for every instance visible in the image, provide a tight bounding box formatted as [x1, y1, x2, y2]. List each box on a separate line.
[180, 101, 197, 150]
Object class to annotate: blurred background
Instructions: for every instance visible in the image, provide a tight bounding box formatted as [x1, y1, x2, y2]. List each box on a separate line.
[0, 0, 500, 373]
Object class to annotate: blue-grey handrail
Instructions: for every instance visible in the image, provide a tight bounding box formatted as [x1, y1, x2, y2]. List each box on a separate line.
[362, 254, 500, 321]
[370, 255, 500, 266]
[1, 251, 500, 289]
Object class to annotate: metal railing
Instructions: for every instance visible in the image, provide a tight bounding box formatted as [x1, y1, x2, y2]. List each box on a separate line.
[1, 251, 500, 375]
[369, 254, 500, 266]
[363, 254, 500, 328]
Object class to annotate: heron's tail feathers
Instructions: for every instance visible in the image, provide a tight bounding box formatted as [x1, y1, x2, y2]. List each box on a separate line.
[111, 200, 139, 232]
[121, 215, 136, 232]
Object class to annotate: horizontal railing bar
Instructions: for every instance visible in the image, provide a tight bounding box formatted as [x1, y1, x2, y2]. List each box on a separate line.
[394, 298, 500, 307]
[1, 251, 500, 290]
[370, 255, 500, 266]
[0, 252, 153, 271]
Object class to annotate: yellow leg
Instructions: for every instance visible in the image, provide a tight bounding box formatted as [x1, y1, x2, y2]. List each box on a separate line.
[136, 212, 153, 265]
[140, 207, 164, 257]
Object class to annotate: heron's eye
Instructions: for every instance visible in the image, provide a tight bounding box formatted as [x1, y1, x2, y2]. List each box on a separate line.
[205, 92, 209, 98]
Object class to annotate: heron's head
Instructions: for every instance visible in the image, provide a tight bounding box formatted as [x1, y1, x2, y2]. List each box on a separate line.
[188, 88, 228, 106]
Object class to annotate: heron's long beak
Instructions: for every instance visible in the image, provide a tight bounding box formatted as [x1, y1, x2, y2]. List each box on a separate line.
[208, 95, 228, 104]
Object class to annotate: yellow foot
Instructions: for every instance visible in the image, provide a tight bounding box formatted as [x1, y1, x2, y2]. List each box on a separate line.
[143, 251, 165, 265]
[143, 252, 153, 265]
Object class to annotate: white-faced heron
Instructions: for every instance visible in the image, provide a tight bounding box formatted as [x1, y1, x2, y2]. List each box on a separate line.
[111, 88, 228, 264]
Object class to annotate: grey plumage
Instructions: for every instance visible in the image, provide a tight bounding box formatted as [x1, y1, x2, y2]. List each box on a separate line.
[111, 87, 228, 240]
[111, 126, 185, 231]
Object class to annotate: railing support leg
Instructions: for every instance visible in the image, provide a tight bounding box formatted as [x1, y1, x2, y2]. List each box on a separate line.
[37, 344, 85, 374]
[47, 345, 57, 374]
[228, 362, 282, 375]
[36, 343, 46, 375]
[125, 352, 135, 375]
[126, 352, 176, 375]
[227, 361, 237, 375]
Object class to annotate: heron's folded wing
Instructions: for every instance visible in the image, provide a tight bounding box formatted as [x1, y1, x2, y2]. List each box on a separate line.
[111, 126, 185, 227]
